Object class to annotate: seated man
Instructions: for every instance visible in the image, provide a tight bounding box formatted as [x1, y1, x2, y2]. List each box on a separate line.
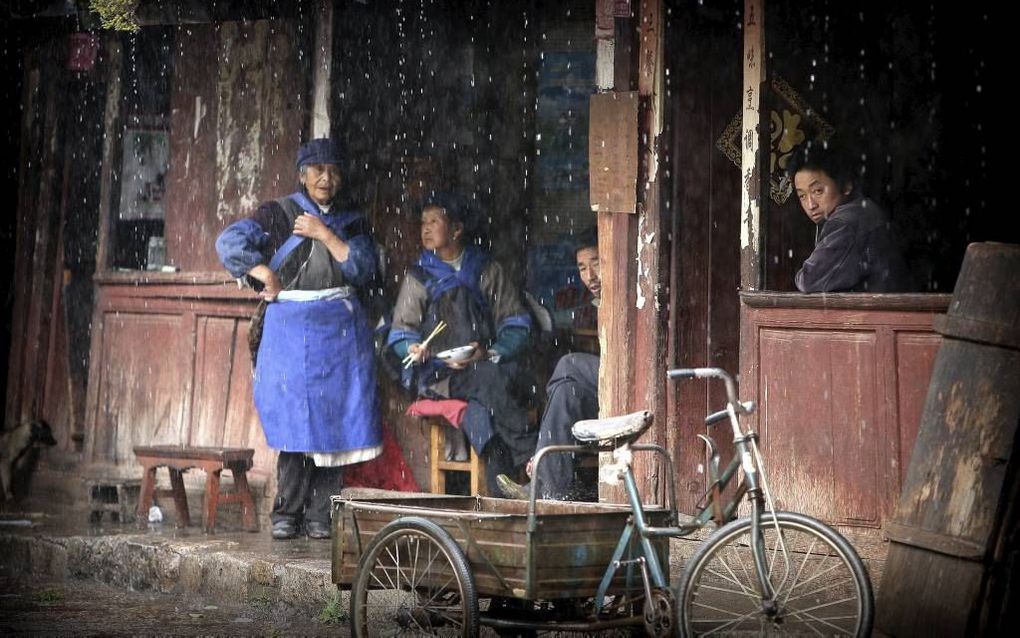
[387, 194, 537, 495]
[789, 145, 913, 293]
[498, 229, 601, 500]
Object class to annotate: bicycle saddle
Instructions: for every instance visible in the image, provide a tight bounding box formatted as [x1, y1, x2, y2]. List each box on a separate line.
[571, 410, 653, 444]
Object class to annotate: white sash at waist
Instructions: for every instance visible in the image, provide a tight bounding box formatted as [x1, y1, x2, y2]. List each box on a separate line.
[276, 286, 353, 303]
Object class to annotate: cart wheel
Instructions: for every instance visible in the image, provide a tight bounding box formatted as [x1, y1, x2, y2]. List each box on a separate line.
[351, 516, 478, 637]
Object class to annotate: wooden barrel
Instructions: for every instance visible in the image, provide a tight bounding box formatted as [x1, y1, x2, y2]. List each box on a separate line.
[877, 242, 1020, 636]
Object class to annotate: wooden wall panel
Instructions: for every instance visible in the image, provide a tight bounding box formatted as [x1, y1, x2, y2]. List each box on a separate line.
[222, 320, 272, 477]
[163, 24, 218, 273]
[190, 316, 238, 447]
[83, 278, 272, 482]
[164, 20, 306, 273]
[740, 293, 950, 529]
[759, 329, 881, 524]
[830, 334, 882, 525]
[894, 331, 942, 485]
[666, 6, 742, 512]
[93, 313, 190, 466]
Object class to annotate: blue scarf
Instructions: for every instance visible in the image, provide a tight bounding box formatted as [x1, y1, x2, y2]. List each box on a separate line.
[416, 245, 489, 310]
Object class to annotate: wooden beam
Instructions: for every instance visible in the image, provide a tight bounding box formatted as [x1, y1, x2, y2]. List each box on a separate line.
[5, 52, 41, 428]
[594, 0, 668, 505]
[739, 0, 765, 290]
[84, 37, 123, 462]
[589, 92, 638, 215]
[594, 0, 635, 435]
[215, 21, 267, 221]
[94, 38, 123, 274]
[22, 48, 65, 423]
[595, 0, 615, 90]
[630, 0, 667, 502]
[597, 211, 635, 421]
[164, 24, 218, 272]
[310, 0, 334, 138]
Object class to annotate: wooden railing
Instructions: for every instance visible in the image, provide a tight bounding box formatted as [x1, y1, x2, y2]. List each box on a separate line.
[739, 292, 951, 528]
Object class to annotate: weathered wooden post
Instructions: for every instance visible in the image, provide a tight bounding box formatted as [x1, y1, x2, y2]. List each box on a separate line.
[877, 242, 1020, 636]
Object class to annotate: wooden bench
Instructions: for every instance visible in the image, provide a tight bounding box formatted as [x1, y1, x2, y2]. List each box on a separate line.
[133, 445, 258, 534]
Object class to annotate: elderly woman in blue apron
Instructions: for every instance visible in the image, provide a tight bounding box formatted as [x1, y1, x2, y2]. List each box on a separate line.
[215, 139, 380, 540]
[387, 194, 537, 494]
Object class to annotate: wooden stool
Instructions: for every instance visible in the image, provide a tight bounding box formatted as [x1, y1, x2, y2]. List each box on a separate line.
[428, 420, 487, 496]
[133, 445, 258, 533]
[86, 478, 141, 523]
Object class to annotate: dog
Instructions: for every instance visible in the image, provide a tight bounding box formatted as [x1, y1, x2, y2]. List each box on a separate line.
[0, 420, 57, 501]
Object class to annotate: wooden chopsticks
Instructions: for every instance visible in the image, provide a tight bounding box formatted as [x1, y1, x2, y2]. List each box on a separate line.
[402, 320, 447, 368]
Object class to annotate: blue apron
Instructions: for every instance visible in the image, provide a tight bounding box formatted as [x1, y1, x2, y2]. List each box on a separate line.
[253, 293, 381, 454]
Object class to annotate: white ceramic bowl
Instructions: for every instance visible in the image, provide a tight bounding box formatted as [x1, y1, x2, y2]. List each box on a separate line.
[435, 345, 476, 363]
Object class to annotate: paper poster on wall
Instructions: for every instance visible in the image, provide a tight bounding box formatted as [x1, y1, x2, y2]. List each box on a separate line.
[118, 128, 169, 220]
[589, 91, 638, 214]
[537, 52, 595, 192]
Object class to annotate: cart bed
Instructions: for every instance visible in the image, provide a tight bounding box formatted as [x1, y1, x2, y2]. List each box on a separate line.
[331, 493, 672, 600]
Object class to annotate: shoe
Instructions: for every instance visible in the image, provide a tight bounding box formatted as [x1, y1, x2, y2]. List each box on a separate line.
[271, 519, 299, 540]
[305, 520, 331, 539]
[496, 474, 530, 500]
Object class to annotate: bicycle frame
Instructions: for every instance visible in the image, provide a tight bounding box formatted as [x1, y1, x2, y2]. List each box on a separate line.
[670, 367, 779, 604]
[523, 366, 782, 617]
[525, 442, 678, 614]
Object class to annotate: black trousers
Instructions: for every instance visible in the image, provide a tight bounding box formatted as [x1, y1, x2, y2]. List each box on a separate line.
[270, 451, 343, 526]
[534, 353, 600, 499]
[448, 361, 537, 467]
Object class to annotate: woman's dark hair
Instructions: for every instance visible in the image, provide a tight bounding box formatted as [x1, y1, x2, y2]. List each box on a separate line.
[786, 142, 855, 191]
[420, 191, 470, 227]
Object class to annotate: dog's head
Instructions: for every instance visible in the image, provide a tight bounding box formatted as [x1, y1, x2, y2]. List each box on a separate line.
[30, 420, 57, 447]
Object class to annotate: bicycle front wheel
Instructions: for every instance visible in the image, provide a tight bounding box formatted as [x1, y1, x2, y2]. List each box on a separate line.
[676, 511, 873, 636]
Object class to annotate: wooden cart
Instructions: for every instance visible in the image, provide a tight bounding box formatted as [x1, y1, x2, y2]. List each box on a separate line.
[331, 493, 674, 635]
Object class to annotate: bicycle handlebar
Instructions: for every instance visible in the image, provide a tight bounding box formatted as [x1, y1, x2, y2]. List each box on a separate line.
[666, 369, 699, 380]
[666, 367, 740, 406]
[705, 401, 756, 426]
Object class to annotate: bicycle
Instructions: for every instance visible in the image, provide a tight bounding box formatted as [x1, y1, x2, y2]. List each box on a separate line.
[332, 366, 874, 636]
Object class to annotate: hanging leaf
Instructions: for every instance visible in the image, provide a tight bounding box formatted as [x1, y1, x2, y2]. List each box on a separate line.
[88, 0, 140, 33]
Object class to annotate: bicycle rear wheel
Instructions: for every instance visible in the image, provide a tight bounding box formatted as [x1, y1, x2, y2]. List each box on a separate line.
[676, 511, 873, 636]
[351, 516, 478, 637]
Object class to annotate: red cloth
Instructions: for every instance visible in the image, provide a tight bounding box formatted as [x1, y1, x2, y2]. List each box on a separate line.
[405, 398, 469, 428]
[344, 422, 421, 492]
